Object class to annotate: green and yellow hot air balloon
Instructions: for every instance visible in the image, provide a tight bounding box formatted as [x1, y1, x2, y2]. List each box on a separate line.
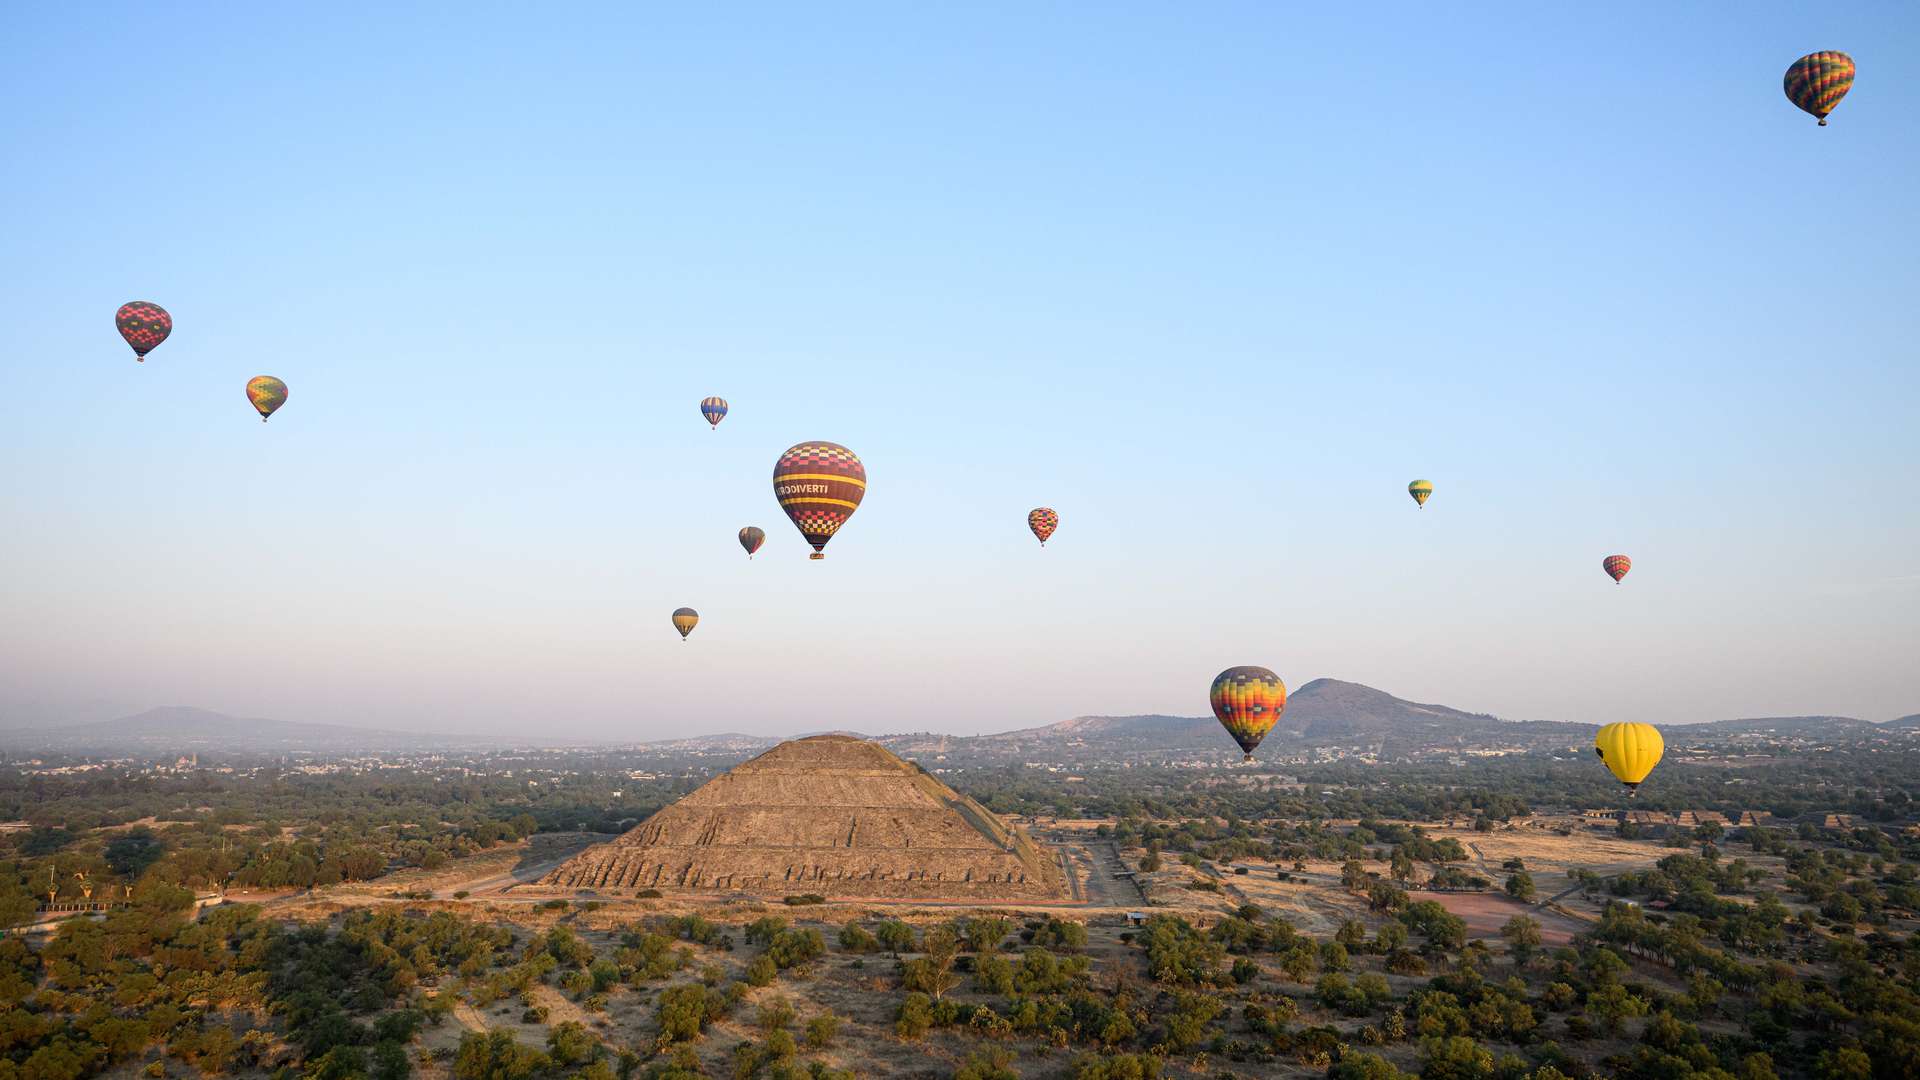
[1594, 722, 1663, 796]
[1408, 480, 1433, 509]
[246, 376, 288, 422]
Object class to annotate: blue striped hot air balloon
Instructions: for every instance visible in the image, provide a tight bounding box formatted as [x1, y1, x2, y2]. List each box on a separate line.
[700, 397, 728, 430]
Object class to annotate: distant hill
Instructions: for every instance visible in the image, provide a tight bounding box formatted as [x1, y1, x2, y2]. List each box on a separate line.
[1881, 714, 1920, 730]
[1285, 678, 1506, 737]
[0, 706, 550, 754]
[1680, 715, 1884, 738]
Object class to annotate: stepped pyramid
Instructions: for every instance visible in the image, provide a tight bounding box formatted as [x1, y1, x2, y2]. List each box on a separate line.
[539, 735, 1068, 900]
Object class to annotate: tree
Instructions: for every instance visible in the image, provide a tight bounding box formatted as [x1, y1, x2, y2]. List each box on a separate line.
[1390, 848, 1415, 883]
[895, 993, 934, 1039]
[1419, 1035, 1494, 1080]
[1500, 916, 1541, 966]
[454, 1031, 549, 1080]
[837, 921, 879, 954]
[804, 1012, 839, 1049]
[1584, 983, 1648, 1036]
[1327, 1053, 1416, 1080]
[1504, 872, 1536, 902]
[546, 1022, 598, 1067]
[876, 920, 914, 957]
[963, 917, 1012, 953]
[105, 829, 167, 878]
[1813, 1047, 1871, 1080]
[952, 1048, 1018, 1080]
[1342, 860, 1370, 892]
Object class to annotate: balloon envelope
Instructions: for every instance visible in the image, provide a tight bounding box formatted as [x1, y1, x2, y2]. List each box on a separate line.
[1408, 480, 1433, 508]
[738, 526, 765, 558]
[116, 301, 172, 361]
[773, 442, 866, 559]
[1028, 507, 1058, 545]
[701, 397, 728, 428]
[1595, 722, 1664, 792]
[671, 607, 699, 640]
[1603, 555, 1632, 583]
[246, 376, 288, 421]
[1209, 666, 1287, 761]
[1784, 51, 1855, 125]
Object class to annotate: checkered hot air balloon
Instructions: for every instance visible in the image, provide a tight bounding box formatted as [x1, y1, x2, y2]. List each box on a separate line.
[1784, 51, 1855, 126]
[116, 301, 172, 362]
[1209, 666, 1287, 762]
[700, 397, 728, 429]
[772, 442, 865, 560]
[738, 526, 765, 559]
[671, 607, 699, 641]
[246, 376, 288, 422]
[1603, 555, 1632, 584]
[1027, 507, 1059, 546]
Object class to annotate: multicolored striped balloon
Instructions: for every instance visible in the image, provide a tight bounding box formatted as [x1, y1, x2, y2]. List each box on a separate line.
[1603, 554, 1632, 584]
[672, 607, 699, 641]
[116, 301, 172, 362]
[246, 376, 288, 422]
[1209, 666, 1287, 762]
[1784, 51, 1855, 126]
[1027, 507, 1059, 546]
[1408, 479, 1433, 508]
[738, 526, 765, 559]
[773, 442, 865, 560]
[700, 397, 728, 429]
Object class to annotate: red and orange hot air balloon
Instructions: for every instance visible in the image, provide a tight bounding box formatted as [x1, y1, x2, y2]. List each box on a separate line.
[1603, 555, 1632, 584]
[1028, 507, 1058, 546]
[738, 526, 765, 559]
[772, 442, 866, 560]
[1210, 666, 1287, 762]
[116, 301, 172, 362]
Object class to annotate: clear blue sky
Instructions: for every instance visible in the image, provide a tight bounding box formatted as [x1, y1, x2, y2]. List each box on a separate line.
[3, 3, 1916, 738]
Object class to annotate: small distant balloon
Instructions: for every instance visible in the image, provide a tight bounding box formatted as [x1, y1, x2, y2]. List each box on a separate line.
[672, 607, 699, 641]
[1603, 555, 1632, 584]
[773, 442, 866, 560]
[1594, 721, 1664, 795]
[1028, 507, 1059, 546]
[701, 397, 728, 430]
[1408, 480, 1433, 508]
[116, 301, 172, 362]
[1209, 666, 1287, 762]
[1784, 51, 1855, 126]
[246, 376, 288, 422]
[738, 526, 765, 559]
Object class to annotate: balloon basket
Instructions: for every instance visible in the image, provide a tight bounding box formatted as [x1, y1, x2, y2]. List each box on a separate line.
[809, 553, 825, 560]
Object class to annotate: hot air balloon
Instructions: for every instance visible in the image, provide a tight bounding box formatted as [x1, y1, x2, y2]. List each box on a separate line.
[701, 397, 728, 430]
[1408, 480, 1433, 508]
[1594, 722, 1663, 795]
[1209, 666, 1287, 762]
[772, 442, 865, 560]
[1784, 51, 1855, 126]
[246, 376, 288, 422]
[1603, 555, 1632, 584]
[672, 607, 699, 641]
[116, 301, 172, 362]
[738, 526, 765, 559]
[1028, 507, 1059, 546]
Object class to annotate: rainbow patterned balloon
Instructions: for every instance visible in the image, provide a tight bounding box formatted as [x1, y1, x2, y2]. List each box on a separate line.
[1783, 51, 1855, 126]
[246, 376, 288, 422]
[1209, 666, 1287, 761]
[773, 442, 866, 560]
[116, 301, 172, 361]
[1028, 507, 1059, 546]
[701, 397, 728, 429]
[1603, 554, 1632, 584]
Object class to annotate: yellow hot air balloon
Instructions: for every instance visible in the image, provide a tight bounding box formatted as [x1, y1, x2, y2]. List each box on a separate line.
[1594, 722, 1663, 796]
[671, 607, 699, 642]
[1408, 479, 1433, 508]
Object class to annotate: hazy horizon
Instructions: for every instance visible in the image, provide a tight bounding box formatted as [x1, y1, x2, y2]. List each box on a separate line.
[5, 4, 1917, 740]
